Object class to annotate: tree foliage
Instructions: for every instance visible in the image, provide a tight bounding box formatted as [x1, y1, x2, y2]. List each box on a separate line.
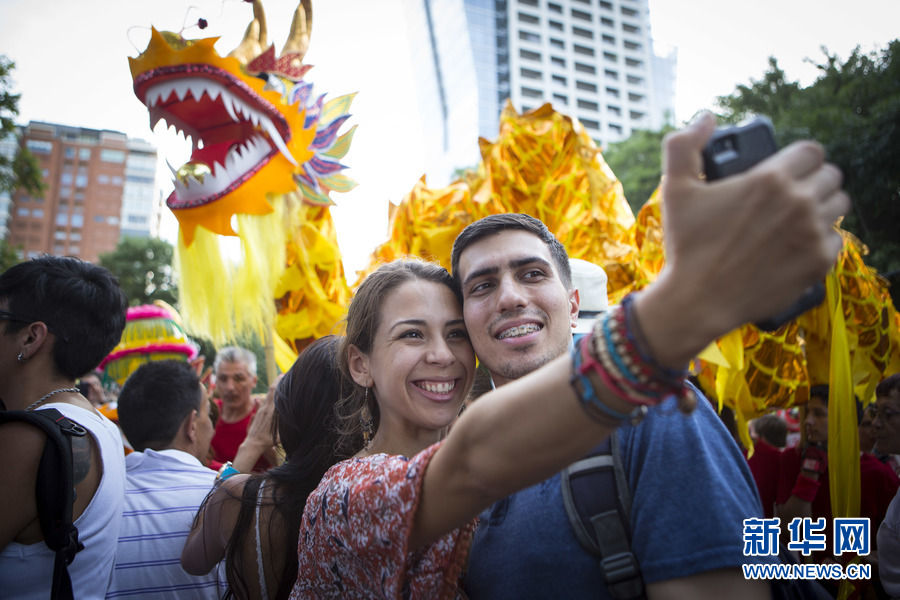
[717, 41, 900, 302]
[0, 55, 44, 198]
[604, 125, 674, 214]
[98, 236, 178, 307]
[0, 238, 22, 272]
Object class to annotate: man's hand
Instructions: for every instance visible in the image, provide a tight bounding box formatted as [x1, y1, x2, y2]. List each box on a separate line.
[636, 113, 850, 368]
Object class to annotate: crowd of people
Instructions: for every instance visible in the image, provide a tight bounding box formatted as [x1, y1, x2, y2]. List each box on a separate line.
[2, 114, 899, 599]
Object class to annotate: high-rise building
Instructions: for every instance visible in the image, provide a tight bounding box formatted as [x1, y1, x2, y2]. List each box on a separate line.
[6, 122, 159, 263]
[403, 0, 676, 180]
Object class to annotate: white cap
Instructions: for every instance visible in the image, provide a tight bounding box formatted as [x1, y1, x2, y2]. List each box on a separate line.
[570, 258, 609, 334]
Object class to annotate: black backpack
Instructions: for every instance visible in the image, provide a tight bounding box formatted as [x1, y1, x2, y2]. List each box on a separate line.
[562, 432, 832, 600]
[0, 408, 86, 600]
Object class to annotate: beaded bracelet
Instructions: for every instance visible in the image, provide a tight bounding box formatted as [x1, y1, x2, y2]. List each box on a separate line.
[570, 294, 697, 423]
[570, 335, 648, 426]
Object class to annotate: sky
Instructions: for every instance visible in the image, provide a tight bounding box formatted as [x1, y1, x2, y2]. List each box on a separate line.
[1, 0, 897, 274]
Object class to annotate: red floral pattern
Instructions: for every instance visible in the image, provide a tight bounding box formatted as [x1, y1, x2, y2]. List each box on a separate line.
[290, 442, 474, 599]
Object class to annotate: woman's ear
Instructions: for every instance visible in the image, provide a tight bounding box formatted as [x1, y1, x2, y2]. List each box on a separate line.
[347, 344, 372, 388]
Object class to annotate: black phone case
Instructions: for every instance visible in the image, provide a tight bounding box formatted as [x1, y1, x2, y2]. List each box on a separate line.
[702, 116, 825, 332]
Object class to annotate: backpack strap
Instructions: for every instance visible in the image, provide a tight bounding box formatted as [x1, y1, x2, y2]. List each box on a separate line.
[0, 408, 86, 600]
[561, 432, 646, 600]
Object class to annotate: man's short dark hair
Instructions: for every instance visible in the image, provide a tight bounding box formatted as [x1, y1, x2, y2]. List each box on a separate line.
[876, 373, 900, 399]
[754, 413, 788, 448]
[117, 360, 203, 452]
[0, 256, 127, 379]
[450, 213, 572, 291]
[809, 384, 830, 405]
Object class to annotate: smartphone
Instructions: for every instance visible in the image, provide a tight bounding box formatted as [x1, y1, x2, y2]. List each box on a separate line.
[702, 116, 825, 332]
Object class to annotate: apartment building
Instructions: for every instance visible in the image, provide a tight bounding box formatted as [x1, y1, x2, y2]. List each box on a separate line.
[6, 122, 158, 263]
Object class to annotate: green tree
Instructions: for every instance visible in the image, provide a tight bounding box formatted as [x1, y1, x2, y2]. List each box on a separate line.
[603, 125, 675, 215]
[716, 41, 900, 304]
[0, 55, 44, 197]
[0, 238, 22, 272]
[98, 236, 178, 307]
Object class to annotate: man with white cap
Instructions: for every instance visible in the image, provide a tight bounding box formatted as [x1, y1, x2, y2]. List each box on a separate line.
[569, 258, 609, 336]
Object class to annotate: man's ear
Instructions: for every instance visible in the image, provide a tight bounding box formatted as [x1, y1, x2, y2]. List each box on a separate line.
[347, 344, 372, 388]
[183, 410, 199, 444]
[17, 321, 52, 362]
[569, 287, 580, 329]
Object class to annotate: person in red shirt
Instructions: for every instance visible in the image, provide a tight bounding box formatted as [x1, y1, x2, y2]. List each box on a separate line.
[777, 385, 899, 596]
[210, 346, 279, 472]
[747, 413, 787, 518]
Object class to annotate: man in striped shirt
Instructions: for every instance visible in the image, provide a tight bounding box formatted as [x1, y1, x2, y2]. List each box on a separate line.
[108, 360, 226, 599]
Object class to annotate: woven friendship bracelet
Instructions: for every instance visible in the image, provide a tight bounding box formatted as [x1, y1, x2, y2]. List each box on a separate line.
[570, 334, 648, 426]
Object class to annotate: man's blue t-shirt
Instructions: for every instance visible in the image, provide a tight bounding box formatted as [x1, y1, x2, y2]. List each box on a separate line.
[464, 389, 776, 599]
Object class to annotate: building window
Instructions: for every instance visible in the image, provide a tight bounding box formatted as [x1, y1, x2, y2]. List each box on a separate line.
[26, 140, 52, 155]
[64, 147, 76, 159]
[54, 231, 66, 240]
[571, 9, 591, 21]
[519, 30, 541, 43]
[553, 93, 569, 105]
[576, 80, 598, 92]
[17, 207, 29, 217]
[552, 74, 567, 85]
[599, 1, 612, 9]
[575, 62, 596, 74]
[625, 57, 642, 67]
[32, 209, 44, 218]
[630, 110, 646, 120]
[75, 174, 88, 188]
[68, 246, 80, 254]
[602, 34, 616, 44]
[106, 216, 119, 225]
[78, 148, 91, 161]
[622, 23, 640, 34]
[549, 20, 563, 31]
[60, 173, 73, 186]
[627, 74, 644, 85]
[520, 87, 543, 99]
[518, 12, 539, 25]
[572, 26, 594, 39]
[607, 87, 621, 98]
[521, 68, 543, 80]
[519, 0, 538, 5]
[112, 176, 124, 185]
[56, 212, 68, 226]
[70, 232, 82, 241]
[601, 17, 614, 27]
[581, 119, 600, 130]
[548, 2, 562, 12]
[573, 44, 595, 57]
[520, 49, 541, 61]
[577, 99, 599, 111]
[551, 56, 566, 67]
[550, 38, 565, 49]
[94, 215, 105, 223]
[610, 124, 623, 134]
[624, 40, 641, 50]
[100, 149, 126, 163]
[607, 105, 622, 116]
[628, 92, 644, 102]
[621, 6, 638, 17]
[604, 52, 618, 62]
[605, 69, 619, 80]
[97, 174, 110, 185]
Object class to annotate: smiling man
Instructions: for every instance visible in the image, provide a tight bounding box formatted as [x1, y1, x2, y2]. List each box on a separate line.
[451, 213, 774, 600]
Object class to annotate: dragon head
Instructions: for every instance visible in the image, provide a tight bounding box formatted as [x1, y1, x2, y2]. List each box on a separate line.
[128, 1, 349, 246]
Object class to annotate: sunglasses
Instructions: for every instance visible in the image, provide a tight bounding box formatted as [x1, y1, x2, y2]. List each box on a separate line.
[0, 309, 70, 343]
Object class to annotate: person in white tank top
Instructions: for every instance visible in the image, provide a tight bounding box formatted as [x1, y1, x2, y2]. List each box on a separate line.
[0, 256, 128, 599]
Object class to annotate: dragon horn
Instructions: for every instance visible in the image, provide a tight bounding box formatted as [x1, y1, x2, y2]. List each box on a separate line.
[280, 0, 312, 62]
[228, 0, 268, 64]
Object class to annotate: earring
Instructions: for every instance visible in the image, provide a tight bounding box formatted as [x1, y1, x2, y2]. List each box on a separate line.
[360, 387, 374, 447]
[17, 353, 27, 363]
